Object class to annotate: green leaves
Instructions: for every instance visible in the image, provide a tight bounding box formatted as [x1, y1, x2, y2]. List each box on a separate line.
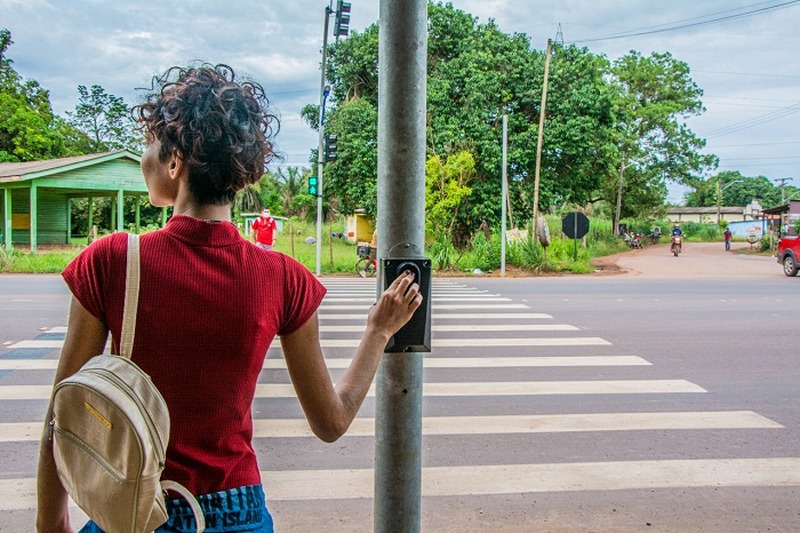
[66, 85, 140, 152]
[425, 151, 475, 236]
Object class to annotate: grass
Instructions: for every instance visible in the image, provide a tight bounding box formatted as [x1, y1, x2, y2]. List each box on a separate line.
[0, 247, 81, 273]
[0, 217, 739, 276]
[0, 221, 364, 275]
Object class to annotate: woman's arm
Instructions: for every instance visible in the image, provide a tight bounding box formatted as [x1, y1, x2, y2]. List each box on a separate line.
[280, 271, 421, 442]
[36, 297, 109, 533]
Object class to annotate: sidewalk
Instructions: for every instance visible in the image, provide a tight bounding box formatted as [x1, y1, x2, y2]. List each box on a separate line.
[592, 241, 780, 279]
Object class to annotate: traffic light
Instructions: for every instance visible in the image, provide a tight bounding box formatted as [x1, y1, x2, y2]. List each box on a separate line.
[308, 176, 318, 196]
[324, 134, 337, 162]
[334, 0, 351, 37]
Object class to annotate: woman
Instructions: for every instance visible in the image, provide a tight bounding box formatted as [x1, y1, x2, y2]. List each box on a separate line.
[36, 64, 421, 532]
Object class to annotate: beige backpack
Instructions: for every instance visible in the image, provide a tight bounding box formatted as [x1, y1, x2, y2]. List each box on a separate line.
[50, 233, 205, 533]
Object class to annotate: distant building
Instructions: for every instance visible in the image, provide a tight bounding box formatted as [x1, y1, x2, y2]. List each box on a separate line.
[666, 203, 760, 225]
[0, 151, 149, 252]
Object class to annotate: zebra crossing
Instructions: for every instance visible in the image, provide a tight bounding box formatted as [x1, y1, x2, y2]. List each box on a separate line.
[0, 278, 798, 527]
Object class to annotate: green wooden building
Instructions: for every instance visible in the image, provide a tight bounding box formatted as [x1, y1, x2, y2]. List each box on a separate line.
[0, 150, 153, 252]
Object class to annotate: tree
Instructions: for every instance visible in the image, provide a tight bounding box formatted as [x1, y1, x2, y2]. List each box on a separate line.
[606, 51, 717, 230]
[425, 151, 474, 236]
[67, 84, 140, 152]
[307, 97, 378, 216]
[272, 166, 316, 219]
[312, 3, 616, 243]
[685, 171, 790, 209]
[0, 29, 86, 162]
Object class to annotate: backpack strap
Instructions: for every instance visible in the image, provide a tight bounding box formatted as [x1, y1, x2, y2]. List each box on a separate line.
[120, 236, 205, 532]
[120, 233, 141, 359]
[161, 480, 206, 533]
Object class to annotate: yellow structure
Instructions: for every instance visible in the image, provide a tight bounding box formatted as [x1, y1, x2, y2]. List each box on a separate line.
[345, 212, 375, 244]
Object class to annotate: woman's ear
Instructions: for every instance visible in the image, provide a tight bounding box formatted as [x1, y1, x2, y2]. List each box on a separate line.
[168, 150, 185, 180]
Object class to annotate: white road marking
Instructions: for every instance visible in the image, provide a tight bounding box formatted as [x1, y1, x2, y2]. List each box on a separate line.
[0, 379, 705, 400]
[8, 336, 611, 350]
[38, 313, 555, 327]
[317, 324, 578, 332]
[0, 355, 650, 371]
[320, 303, 531, 310]
[0, 411, 781, 442]
[323, 297, 512, 302]
[2, 458, 799, 507]
[7, 340, 63, 349]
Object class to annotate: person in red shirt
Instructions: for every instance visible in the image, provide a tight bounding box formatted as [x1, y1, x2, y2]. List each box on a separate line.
[36, 64, 422, 533]
[251, 207, 277, 249]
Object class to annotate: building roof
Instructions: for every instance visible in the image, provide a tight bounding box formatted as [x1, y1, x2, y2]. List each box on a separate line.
[667, 206, 744, 215]
[0, 150, 141, 182]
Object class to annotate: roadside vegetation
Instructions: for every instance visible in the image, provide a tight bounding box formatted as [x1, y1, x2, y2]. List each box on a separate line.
[1, 5, 793, 276]
[1, 216, 760, 276]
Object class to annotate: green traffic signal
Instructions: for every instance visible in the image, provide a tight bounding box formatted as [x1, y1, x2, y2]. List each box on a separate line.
[308, 176, 319, 196]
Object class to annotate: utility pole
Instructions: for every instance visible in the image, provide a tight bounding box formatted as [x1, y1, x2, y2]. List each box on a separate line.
[532, 38, 551, 232]
[717, 178, 743, 226]
[374, 0, 427, 531]
[775, 177, 794, 204]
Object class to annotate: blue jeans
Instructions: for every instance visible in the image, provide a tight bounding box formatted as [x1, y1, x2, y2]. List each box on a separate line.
[78, 484, 274, 533]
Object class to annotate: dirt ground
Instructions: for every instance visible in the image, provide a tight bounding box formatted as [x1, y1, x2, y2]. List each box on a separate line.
[590, 240, 780, 279]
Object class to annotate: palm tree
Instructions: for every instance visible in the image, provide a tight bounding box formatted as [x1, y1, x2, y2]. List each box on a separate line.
[274, 167, 308, 217]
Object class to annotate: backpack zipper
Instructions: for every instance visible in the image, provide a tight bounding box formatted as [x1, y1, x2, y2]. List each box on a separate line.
[53, 425, 127, 484]
[80, 366, 168, 464]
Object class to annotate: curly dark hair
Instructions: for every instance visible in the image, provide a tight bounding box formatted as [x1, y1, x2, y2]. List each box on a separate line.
[132, 64, 278, 205]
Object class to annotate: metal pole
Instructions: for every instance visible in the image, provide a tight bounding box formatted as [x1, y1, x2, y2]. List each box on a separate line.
[501, 114, 508, 277]
[315, 6, 332, 276]
[375, 0, 427, 531]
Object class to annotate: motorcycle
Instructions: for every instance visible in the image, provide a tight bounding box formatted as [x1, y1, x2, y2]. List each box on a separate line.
[648, 226, 662, 245]
[671, 235, 682, 257]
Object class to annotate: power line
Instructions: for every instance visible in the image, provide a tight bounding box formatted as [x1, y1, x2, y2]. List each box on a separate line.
[571, 0, 800, 44]
[713, 141, 800, 147]
[702, 102, 800, 138]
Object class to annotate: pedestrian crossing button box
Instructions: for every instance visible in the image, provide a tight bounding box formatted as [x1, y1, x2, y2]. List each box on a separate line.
[382, 257, 431, 353]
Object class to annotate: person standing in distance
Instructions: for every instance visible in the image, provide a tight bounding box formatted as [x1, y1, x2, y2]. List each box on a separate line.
[252, 207, 278, 249]
[36, 63, 422, 533]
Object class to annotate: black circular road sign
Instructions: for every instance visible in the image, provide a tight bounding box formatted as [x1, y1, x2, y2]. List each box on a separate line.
[562, 212, 590, 239]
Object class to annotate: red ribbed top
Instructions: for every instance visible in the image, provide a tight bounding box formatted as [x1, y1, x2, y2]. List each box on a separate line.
[62, 215, 326, 495]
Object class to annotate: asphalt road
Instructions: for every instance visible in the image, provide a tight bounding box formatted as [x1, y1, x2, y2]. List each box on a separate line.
[1, 242, 798, 532]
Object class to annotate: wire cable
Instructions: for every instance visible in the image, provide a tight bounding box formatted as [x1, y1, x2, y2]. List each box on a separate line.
[571, 0, 800, 44]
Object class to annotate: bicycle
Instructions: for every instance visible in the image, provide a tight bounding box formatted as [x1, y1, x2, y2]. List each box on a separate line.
[355, 244, 377, 278]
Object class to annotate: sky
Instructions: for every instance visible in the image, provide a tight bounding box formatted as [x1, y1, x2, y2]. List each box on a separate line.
[1, 0, 799, 204]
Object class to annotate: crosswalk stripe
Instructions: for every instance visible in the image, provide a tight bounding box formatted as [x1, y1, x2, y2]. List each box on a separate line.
[7, 336, 611, 350]
[320, 303, 530, 310]
[323, 297, 512, 302]
[32, 313, 556, 329]
[317, 324, 578, 332]
[0, 379, 705, 400]
[0, 355, 651, 371]
[7, 340, 63, 349]
[1, 411, 780, 442]
[3, 457, 799, 508]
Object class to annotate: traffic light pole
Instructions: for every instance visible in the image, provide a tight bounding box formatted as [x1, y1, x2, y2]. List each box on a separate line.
[314, 6, 331, 276]
[374, 1, 427, 531]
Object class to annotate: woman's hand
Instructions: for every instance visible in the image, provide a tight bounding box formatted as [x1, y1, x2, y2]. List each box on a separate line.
[366, 270, 423, 340]
[280, 271, 423, 442]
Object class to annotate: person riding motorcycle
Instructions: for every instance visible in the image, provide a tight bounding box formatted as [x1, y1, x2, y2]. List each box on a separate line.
[670, 224, 683, 256]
